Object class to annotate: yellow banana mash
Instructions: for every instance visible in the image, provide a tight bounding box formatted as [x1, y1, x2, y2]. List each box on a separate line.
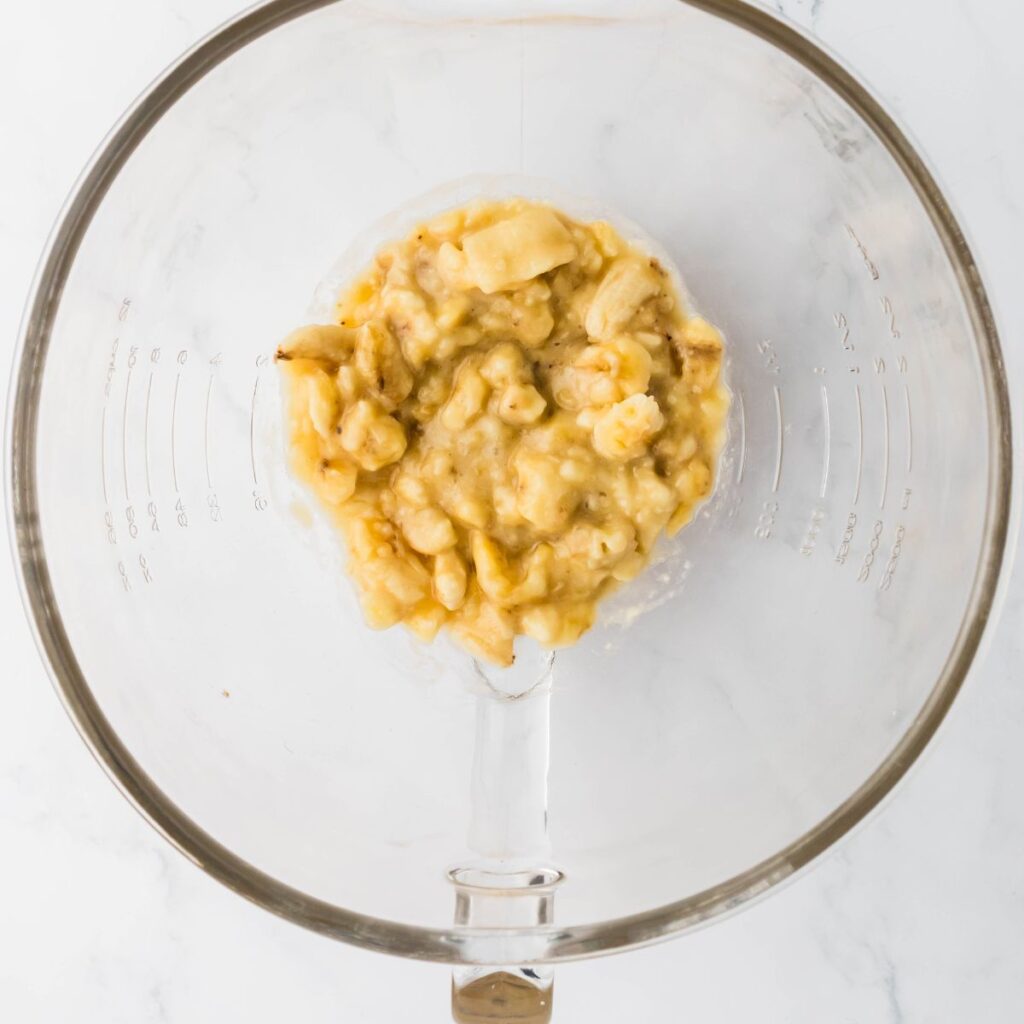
[277, 198, 728, 665]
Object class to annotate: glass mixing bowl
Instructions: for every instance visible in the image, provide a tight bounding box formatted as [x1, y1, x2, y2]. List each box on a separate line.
[6, 0, 1014, 1019]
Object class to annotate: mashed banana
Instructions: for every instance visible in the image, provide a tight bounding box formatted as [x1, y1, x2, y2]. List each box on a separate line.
[277, 198, 727, 666]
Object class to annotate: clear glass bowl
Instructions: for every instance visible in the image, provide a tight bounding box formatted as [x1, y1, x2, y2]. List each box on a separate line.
[5, 0, 1013, 1003]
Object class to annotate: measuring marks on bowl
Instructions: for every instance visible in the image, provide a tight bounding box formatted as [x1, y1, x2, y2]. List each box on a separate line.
[94, 219, 918, 604]
[733, 221, 915, 594]
[97, 298, 275, 593]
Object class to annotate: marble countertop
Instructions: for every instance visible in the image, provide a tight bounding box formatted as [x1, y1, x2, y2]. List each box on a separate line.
[1, 1, 1022, 1020]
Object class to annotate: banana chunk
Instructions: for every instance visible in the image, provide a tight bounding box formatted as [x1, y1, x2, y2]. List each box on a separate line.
[585, 257, 662, 340]
[676, 316, 725, 393]
[462, 209, 577, 293]
[339, 400, 407, 471]
[354, 321, 414, 410]
[566, 335, 653, 408]
[276, 323, 357, 364]
[592, 394, 665, 461]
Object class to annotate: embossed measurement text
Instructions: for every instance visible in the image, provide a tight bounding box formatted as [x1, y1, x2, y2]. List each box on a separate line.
[835, 511, 857, 565]
[878, 524, 905, 591]
[833, 312, 854, 352]
[757, 340, 781, 374]
[857, 520, 885, 583]
[103, 338, 120, 398]
[881, 296, 900, 339]
[207, 491, 223, 523]
[800, 506, 825, 557]
[754, 500, 779, 541]
[124, 504, 139, 540]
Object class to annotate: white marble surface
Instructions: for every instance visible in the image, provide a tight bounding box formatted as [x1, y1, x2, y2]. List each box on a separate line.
[1, 1, 1022, 1020]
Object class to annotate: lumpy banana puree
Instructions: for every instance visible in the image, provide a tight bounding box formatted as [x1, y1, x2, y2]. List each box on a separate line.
[277, 198, 728, 666]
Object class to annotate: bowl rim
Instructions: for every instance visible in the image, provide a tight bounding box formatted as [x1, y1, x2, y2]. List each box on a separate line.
[4, 0, 1015, 964]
